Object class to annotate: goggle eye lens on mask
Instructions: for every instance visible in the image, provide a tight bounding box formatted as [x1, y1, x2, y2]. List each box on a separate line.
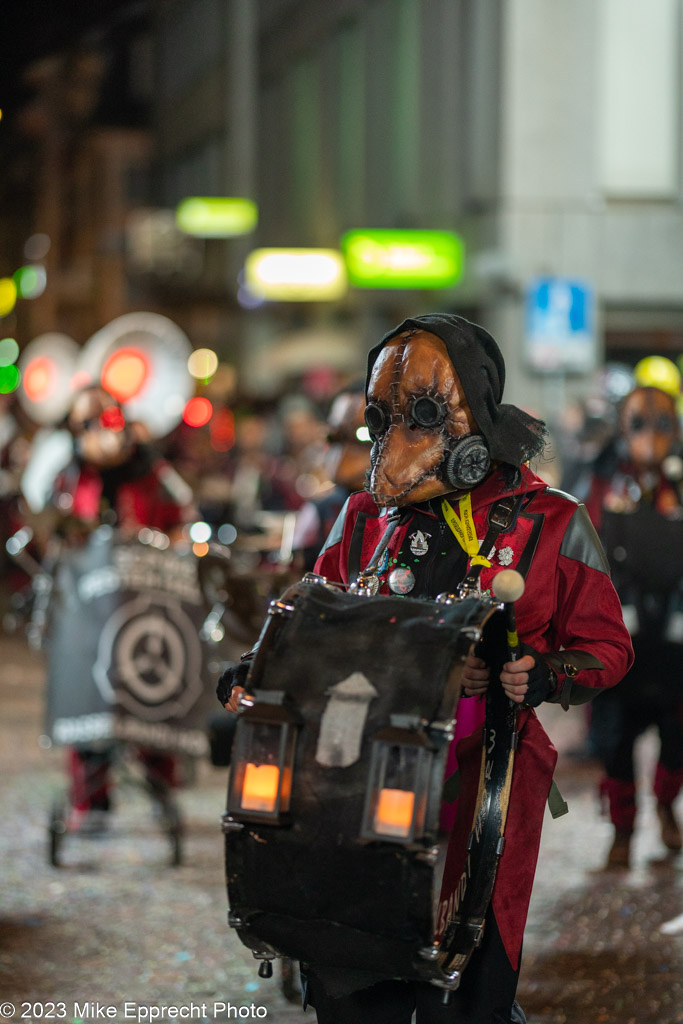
[411, 395, 446, 429]
[628, 412, 676, 434]
[656, 414, 676, 433]
[364, 402, 389, 437]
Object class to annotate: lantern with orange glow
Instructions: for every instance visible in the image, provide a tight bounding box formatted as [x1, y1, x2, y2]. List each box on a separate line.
[360, 719, 437, 844]
[227, 691, 300, 825]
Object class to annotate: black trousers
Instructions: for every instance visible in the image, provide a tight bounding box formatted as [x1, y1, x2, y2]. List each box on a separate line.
[305, 910, 525, 1024]
[593, 677, 683, 783]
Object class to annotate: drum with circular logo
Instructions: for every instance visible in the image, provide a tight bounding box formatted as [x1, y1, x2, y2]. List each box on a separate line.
[45, 526, 217, 758]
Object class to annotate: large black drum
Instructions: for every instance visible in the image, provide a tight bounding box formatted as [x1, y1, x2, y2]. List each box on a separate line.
[44, 527, 218, 758]
[223, 576, 518, 992]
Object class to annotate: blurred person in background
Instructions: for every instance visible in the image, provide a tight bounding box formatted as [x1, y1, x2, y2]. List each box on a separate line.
[291, 380, 371, 572]
[560, 363, 634, 501]
[52, 385, 194, 540]
[582, 359, 683, 869]
[223, 406, 298, 531]
[276, 394, 329, 507]
[0, 392, 33, 614]
[48, 384, 195, 830]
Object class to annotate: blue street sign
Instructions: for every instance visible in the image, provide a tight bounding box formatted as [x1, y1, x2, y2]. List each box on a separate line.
[525, 277, 596, 373]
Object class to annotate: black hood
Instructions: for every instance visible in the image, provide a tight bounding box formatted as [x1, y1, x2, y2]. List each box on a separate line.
[366, 313, 546, 469]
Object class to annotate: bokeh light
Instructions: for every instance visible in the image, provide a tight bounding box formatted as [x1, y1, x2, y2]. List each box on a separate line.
[217, 523, 237, 545]
[189, 521, 212, 544]
[183, 396, 213, 427]
[0, 337, 19, 366]
[22, 355, 55, 401]
[341, 229, 464, 289]
[175, 197, 258, 238]
[187, 348, 219, 381]
[99, 406, 126, 432]
[71, 370, 93, 392]
[244, 249, 347, 301]
[14, 264, 47, 299]
[101, 347, 149, 402]
[192, 541, 210, 558]
[0, 278, 18, 317]
[209, 407, 235, 451]
[23, 234, 51, 261]
[0, 365, 21, 394]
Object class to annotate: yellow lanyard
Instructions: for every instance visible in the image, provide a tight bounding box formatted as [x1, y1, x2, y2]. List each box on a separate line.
[441, 493, 491, 567]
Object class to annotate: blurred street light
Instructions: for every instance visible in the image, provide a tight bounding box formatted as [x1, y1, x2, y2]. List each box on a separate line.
[175, 197, 258, 238]
[245, 248, 347, 301]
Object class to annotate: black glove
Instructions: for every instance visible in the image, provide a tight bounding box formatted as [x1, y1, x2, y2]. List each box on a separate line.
[518, 643, 557, 708]
[216, 659, 251, 707]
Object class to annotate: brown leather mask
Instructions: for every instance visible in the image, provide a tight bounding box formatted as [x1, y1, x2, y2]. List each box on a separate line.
[365, 330, 491, 507]
[620, 386, 679, 470]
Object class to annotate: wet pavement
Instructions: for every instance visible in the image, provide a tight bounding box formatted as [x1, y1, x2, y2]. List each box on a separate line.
[0, 632, 681, 1024]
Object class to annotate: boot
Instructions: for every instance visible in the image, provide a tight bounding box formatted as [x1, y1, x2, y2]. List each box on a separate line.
[605, 828, 632, 869]
[657, 802, 682, 852]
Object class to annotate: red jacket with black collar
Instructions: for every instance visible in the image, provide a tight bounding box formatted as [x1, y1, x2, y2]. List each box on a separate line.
[315, 463, 632, 707]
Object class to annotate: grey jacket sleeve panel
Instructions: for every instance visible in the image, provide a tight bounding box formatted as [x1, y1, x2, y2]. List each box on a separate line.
[317, 496, 350, 557]
[558, 501, 611, 576]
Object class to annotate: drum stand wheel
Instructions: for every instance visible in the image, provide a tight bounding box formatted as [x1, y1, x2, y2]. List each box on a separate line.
[46, 776, 185, 869]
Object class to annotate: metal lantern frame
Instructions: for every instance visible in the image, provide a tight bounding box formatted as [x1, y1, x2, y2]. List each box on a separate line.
[360, 716, 441, 845]
[227, 690, 300, 825]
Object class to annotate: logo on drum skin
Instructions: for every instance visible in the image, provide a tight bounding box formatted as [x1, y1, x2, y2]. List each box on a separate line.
[93, 593, 203, 721]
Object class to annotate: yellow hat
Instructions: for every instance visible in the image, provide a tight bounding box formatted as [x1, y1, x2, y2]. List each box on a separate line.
[633, 355, 681, 398]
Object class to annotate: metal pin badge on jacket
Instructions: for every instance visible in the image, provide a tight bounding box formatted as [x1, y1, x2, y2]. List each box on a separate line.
[409, 530, 431, 556]
[497, 546, 514, 566]
[388, 567, 415, 594]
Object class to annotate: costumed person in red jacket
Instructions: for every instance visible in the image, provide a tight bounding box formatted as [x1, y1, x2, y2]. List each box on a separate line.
[51, 385, 194, 830]
[582, 369, 683, 869]
[219, 315, 633, 1024]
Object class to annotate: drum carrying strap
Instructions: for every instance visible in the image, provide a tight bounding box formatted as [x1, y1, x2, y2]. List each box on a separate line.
[456, 493, 525, 595]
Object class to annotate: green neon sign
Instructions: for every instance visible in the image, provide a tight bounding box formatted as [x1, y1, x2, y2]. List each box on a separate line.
[341, 229, 464, 289]
[175, 197, 258, 238]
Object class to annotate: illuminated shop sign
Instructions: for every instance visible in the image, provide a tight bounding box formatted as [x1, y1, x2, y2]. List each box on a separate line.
[175, 197, 258, 238]
[244, 249, 347, 301]
[341, 229, 464, 289]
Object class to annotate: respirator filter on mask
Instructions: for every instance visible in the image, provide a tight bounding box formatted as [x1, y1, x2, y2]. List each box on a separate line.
[443, 434, 491, 490]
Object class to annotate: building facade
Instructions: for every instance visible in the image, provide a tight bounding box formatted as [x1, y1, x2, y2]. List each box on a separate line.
[5, 0, 682, 418]
[151, 0, 683, 415]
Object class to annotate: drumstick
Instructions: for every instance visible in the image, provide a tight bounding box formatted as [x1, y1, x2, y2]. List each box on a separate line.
[491, 570, 525, 662]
